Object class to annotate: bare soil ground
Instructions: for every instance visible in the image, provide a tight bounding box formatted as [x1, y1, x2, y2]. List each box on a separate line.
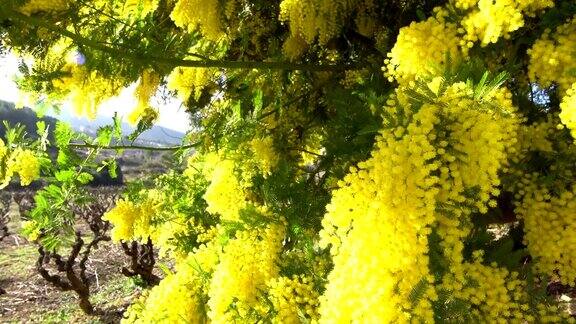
[0, 192, 144, 324]
[0, 232, 141, 323]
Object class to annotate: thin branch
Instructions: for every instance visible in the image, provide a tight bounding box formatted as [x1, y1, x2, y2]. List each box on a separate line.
[2, 7, 363, 72]
[69, 142, 198, 151]
[76, 0, 133, 29]
[289, 147, 324, 157]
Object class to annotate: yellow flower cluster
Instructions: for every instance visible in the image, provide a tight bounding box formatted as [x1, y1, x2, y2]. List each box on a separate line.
[53, 65, 124, 119]
[264, 275, 319, 323]
[528, 16, 576, 91]
[149, 216, 189, 258]
[21, 220, 41, 241]
[1, 142, 13, 188]
[171, 0, 223, 41]
[319, 78, 521, 321]
[7, 148, 40, 187]
[319, 102, 440, 322]
[103, 199, 143, 242]
[167, 66, 215, 102]
[452, 0, 478, 10]
[384, 13, 462, 83]
[282, 34, 308, 61]
[425, 80, 519, 287]
[516, 184, 576, 286]
[438, 86, 518, 211]
[103, 190, 164, 243]
[513, 117, 555, 160]
[432, 83, 518, 280]
[105, 184, 211, 260]
[1, 146, 40, 189]
[202, 159, 247, 221]
[208, 223, 285, 322]
[128, 70, 161, 125]
[124, 252, 212, 323]
[505, 115, 576, 287]
[140, 189, 192, 258]
[457, 0, 554, 46]
[440, 260, 570, 322]
[126, 211, 293, 322]
[560, 83, 576, 138]
[17, 0, 68, 15]
[0, 139, 6, 163]
[250, 136, 279, 177]
[279, 0, 376, 45]
[122, 0, 158, 18]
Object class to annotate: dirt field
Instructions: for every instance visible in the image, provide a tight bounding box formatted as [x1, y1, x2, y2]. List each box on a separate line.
[0, 233, 141, 323]
[0, 192, 143, 323]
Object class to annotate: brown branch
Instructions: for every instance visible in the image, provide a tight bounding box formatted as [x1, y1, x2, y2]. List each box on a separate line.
[80, 234, 110, 284]
[1, 6, 364, 72]
[35, 233, 95, 314]
[121, 238, 160, 286]
[36, 247, 73, 291]
[0, 194, 9, 242]
[32, 188, 120, 315]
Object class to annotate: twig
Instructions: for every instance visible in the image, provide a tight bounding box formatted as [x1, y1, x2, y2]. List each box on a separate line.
[1, 6, 365, 72]
[69, 141, 199, 152]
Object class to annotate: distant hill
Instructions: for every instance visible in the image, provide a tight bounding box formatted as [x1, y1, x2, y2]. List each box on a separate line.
[0, 100, 58, 140]
[0, 100, 185, 145]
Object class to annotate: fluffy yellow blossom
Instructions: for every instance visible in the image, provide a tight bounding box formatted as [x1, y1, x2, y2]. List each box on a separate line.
[18, 0, 69, 15]
[21, 220, 41, 241]
[319, 79, 520, 322]
[528, 16, 576, 91]
[510, 117, 556, 165]
[279, 0, 375, 45]
[384, 13, 462, 83]
[560, 83, 576, 139]
[208, 223, 285, 322]
[264, 275, 320, 323]
[5, 148, 40, 187]
[123, 253, 210, 323]
[167, 66, 215, 102]
[516, 185, 576, 286]
[250, 136, 279, 177]
[440, 260, 570, 322]
[203, 159, 247, 221]
[53, 65, 124, 119]
[128, 70, 161, 124]
[0, 139, 10, 188]
[171, 0, 223, 41]
[458, 0, 554, 46]
[103, 199, 141, 242]
[505, 118, 576, 287]
[282, 34, 308, 61]
[319, 102, 440, 322]
[452, 0, 478, 10]
[34, 41, 123, 120]
[122, 0, 158, 17]
[433, 83, 518, 278]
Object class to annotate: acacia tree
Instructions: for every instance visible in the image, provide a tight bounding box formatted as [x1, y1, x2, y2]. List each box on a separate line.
[1, 0, 576, 322]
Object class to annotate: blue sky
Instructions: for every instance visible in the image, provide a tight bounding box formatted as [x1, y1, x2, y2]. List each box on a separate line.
[0, 54, 191, 133]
